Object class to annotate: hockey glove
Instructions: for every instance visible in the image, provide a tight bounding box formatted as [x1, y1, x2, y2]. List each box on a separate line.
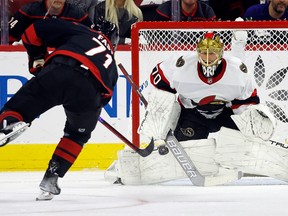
[231, 104, 276, 141]
[28, 55, 45, 76]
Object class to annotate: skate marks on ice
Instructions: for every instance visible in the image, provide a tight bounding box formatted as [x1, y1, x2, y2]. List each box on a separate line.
[0, 171, 288, 216]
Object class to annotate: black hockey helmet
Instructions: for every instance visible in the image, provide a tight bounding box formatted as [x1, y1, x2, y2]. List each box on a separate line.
[94, 17, 119, 49]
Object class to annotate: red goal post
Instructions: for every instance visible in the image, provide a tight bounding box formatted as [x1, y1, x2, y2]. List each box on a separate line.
[131, 21, 288, 147]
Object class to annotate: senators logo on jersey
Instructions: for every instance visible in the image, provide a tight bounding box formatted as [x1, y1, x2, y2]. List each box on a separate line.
[176, 56, 185, 67]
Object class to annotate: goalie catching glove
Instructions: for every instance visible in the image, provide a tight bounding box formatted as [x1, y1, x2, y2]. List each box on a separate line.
[138, 89, 181, 140]
[231, 104, 276, 141]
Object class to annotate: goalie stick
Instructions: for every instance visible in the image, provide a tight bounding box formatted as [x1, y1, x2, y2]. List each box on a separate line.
[117, 60, 206, 186]
[165, 130, 205, 186]
[98, 116, 154, 157]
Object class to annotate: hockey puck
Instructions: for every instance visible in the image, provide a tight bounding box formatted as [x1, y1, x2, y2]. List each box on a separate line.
[158, 145, 169, 155]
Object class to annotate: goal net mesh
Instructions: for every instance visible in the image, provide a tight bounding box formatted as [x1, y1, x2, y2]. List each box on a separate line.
[130, 21, 288, 146]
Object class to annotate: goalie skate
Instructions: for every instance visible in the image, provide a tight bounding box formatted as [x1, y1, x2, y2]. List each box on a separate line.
[0, 122, 29, 147]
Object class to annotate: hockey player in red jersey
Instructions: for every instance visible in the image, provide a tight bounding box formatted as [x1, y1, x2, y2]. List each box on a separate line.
[8, 0, 94, 44]
[0, 18, 119, 200]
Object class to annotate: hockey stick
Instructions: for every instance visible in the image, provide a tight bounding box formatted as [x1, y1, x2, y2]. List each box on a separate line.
[98, 116, 154, 157]
[117, 63, 148, 107]
[165, 130, 205, 186]
[117, 60, 206, 186]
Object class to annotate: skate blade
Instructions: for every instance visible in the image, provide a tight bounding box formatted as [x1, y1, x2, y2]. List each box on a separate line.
[0, 122, 29, 146]
[36, 190, 54, 201]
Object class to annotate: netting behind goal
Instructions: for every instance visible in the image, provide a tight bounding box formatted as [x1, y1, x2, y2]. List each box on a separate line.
[130, 21, 288, 147]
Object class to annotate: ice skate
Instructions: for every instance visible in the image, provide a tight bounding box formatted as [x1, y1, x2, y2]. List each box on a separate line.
[0, 121, 29, 147]
[36, 161, 61, 201]
[36, 190, 54, 201]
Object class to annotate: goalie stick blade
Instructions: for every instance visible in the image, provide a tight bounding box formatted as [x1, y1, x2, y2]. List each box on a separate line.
[135, 138, 154, 157]
[165, 130, 205, 186]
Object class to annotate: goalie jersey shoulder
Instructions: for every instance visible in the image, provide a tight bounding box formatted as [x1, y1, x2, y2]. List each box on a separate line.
[225, 56, 248, 74]
[160, 54, 198, 74]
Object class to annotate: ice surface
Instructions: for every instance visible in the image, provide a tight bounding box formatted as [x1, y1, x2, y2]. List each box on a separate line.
[0, 171, 287, 216]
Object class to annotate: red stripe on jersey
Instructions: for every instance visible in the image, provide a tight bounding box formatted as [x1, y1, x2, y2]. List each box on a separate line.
[0, 111, 23, 122]
[155, 10, 170, 19]
[198, 95, 216, 105]
[150, 63, 171, 87]
[57, 137, 83, 157]
[22, 24, 42, 46]
[46, 51, 114, 98]
[231, 88, 259, 109]
[61, 14, 89, 22]
[18, 9, 45, 19]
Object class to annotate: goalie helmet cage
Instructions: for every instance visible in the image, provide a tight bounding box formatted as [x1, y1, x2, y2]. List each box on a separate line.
[130, 21, 288, 147]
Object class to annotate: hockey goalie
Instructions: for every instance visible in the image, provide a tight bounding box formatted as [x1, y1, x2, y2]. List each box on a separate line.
[105, 32, 288, 186]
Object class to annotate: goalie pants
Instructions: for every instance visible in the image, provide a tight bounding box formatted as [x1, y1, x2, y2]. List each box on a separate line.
[174, 107, 239, 141]
[0, 56, 103, 176]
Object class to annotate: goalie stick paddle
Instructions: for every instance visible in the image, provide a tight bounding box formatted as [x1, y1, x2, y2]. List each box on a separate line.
[117, 60, 206, 186]
[98, 117, 154, 157]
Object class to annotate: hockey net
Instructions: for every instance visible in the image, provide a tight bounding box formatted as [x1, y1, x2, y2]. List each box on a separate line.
[130, 21, 288, 147]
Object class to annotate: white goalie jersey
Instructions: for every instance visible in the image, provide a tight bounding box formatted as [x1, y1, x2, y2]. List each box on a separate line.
[154, 53, 256, 114]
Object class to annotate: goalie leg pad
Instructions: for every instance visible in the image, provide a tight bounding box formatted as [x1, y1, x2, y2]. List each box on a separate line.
[117, 149, 142, 185]
[216, 127, 288, 182]
[106, 139, 240, 185]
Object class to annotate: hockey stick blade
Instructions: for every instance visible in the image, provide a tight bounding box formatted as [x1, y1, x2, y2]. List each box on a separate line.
[165, 130, 205, 186]
[135, 137, 154, 157]
[98, 116, 154, 157]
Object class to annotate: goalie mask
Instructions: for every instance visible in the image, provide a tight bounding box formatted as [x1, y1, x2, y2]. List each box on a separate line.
[197, 32, 224, 77]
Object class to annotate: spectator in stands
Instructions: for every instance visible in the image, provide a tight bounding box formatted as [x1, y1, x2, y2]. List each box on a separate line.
[94, 0, 143, 45]
[135, 0, 164, 21]
[8, 0, 93, 44]
[154, 0, 216, 21]
[209, 0, 260, 20]
[66, 0, 98, 22]
[243, 0, 288, 20]
[8, 0, 38, 15]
